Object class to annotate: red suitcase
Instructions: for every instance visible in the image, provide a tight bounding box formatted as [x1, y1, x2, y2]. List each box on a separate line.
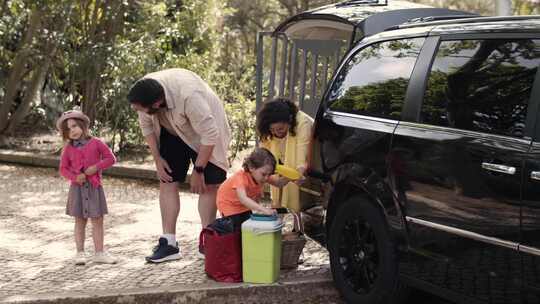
[200, 227, 242, 283]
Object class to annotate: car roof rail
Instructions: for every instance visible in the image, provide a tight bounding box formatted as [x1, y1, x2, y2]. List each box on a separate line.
[407, 14, 479, 24]
[336, 0, 388, 7]
[392, 15, 540, 30]
[385, 14, 478, 31]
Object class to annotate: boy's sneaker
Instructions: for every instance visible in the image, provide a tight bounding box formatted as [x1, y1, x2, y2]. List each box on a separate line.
[93, 251, 117, 264]
[74, 251, 86, 266]
[145, 237, 181, 263]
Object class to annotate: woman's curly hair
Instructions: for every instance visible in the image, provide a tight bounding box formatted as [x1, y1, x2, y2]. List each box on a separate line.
[256, 97, 298, 141]
[242, 147, 276, 173]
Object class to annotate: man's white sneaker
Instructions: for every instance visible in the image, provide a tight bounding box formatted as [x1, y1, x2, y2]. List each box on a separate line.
[93, 252, 117, 264]
[74, 252, 86, 266]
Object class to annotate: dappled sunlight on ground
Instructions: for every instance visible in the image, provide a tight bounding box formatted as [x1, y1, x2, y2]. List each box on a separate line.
[0, 164, 330, 299]
[0, 165, 216, 296]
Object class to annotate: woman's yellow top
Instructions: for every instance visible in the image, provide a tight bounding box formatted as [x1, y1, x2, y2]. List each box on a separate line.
[261, 111, 314, 212]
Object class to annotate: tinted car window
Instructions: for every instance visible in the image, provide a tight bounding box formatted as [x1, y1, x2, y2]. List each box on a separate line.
[421, 39, 540, 138]
[328, 38, 425, 119]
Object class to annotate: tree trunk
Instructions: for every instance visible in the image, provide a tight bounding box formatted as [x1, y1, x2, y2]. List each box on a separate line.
[278, 0, 296, 16]
[0, 8, 42, 133]
[495, 0, 512, 15]
[0, 1, 8, 19]
[300, 0, 309, 12]
[5, 60, 49, 134]
[79, 1, 126, 124]
[0, 133, 11, 148]
[81, 75, 100, 124]
[1, 2, 73, 135]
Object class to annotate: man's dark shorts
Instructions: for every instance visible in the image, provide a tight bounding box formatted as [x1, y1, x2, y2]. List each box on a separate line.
[159, 127, 226, 184]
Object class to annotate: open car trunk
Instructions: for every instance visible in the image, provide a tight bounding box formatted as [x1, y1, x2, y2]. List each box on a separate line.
[255, 0, 473, 118]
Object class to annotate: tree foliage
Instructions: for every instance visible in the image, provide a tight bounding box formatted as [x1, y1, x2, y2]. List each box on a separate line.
[412, 0, 540, 15]
[1, 0, 344, 158]
[2, 0, 538, 160]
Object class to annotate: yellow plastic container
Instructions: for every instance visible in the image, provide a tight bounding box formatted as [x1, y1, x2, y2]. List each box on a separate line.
[275, 164, 302, 180]
[241, 214, 283, 283]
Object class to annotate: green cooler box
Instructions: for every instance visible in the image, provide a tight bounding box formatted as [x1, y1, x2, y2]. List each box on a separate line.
[241, 214, 283, 283]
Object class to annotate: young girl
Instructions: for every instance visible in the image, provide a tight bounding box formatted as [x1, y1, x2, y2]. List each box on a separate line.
[57, 110, 117, 265]
[216, 147, 278, 228]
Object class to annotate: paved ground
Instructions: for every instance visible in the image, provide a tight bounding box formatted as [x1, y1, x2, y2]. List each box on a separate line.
[0, 164, 334, 303]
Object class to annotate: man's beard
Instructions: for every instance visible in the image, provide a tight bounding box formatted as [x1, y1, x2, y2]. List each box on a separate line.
[147, 107, 160, 115]
[147, 102, 166, 115]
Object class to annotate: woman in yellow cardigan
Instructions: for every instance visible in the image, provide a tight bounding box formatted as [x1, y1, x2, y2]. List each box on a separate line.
[256, 98, 314, 212]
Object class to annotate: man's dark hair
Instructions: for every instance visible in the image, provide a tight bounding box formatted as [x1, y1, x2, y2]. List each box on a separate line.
[256, 97, 298, 141]
[127, 78, 165, 107]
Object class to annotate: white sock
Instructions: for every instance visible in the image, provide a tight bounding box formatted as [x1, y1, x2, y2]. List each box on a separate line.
[163, 234, 176, 246]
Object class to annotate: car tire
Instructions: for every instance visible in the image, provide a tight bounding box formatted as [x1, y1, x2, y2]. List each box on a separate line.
[328, 196, 404, 304]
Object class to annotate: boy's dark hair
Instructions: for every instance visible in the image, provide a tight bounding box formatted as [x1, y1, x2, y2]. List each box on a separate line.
[256, 97, 298, 141]
[242, 148, 276, 173]
[127, 78, 165, 107]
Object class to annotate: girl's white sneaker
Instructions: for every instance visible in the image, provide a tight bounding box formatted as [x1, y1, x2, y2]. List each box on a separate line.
[74, 252, 86, 266]
[93, 252, 117, 264]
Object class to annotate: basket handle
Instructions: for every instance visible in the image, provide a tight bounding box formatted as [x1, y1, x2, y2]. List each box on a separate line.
[291, 211, 304, 235]
[274, 207, 304, 235]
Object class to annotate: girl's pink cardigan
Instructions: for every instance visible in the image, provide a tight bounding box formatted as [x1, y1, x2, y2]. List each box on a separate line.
[59, 137, 116, 187]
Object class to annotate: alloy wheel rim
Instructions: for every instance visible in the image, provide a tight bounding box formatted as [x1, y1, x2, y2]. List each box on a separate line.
[337, 217, 379, 294]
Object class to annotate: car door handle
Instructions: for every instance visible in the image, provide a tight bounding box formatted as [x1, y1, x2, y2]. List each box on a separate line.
[481, 162, 516, 175]
[531, 171, 540, 181]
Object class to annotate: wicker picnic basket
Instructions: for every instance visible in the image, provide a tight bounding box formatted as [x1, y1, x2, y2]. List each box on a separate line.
[280, 211, 306, 269]
[281, 231, 306, 269]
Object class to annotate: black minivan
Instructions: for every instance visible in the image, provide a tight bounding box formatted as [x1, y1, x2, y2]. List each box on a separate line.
[256, 1, 540, 303]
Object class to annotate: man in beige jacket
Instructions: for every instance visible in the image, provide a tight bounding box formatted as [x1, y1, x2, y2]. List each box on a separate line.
[128, 68, 231, 263]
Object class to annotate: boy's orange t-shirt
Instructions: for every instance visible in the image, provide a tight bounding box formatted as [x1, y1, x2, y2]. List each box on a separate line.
[217, 170, 263, 217]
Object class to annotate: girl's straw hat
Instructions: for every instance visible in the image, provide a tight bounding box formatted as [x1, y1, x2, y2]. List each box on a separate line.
[56, 110, 90, 131]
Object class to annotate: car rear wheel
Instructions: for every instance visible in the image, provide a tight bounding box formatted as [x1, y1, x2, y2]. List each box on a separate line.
[328, 196, 404, 304]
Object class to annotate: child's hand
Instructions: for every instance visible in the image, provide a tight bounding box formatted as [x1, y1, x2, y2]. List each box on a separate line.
[294, 178, 306, 186]
[84, 165, 98, 176]
[76, 173, 86, 185]
[258, 207, 277, 216]
[274, 176, 290, 188]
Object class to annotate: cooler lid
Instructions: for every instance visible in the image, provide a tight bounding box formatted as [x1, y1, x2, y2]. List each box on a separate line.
[242, 214, 283, 232]
[250, 214, 278, 221]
